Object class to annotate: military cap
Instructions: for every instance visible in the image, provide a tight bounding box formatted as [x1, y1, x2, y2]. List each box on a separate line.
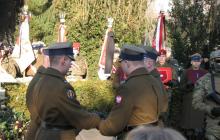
[210, 50, 220, 60]
[119, 44, 145, 62]
[143, 46, 158, 61]
[159, 49, 167, 56]
[191, 53, 202, 62]
[43, 42, 74, 60]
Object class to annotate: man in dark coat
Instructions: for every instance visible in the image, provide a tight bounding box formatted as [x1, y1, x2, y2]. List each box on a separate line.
[98, 44, 163, 138]
[31, 42, 100, 140]
[180, 53, 207, 139]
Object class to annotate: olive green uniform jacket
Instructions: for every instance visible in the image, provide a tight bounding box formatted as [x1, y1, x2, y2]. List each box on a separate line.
[99, 68, 163, 136]
[25, 66, 46, 140]
[150, 69, 168, 113]
[32, 68, 100, 140]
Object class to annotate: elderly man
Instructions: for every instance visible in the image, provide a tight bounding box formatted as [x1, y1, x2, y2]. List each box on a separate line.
[31, 42, 100, 140]
[98, 44, 163, 139]
[143, 46, 168, 125]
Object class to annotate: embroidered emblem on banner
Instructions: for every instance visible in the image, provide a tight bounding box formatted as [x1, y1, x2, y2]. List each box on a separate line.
[116, 95, 122, 104]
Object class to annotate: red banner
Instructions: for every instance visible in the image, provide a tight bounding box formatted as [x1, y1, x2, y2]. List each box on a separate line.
[157, 67, 172, 83]
[152, 11, 166, 52]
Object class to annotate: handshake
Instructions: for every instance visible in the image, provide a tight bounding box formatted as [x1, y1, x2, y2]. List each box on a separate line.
[93, 111, 107, 119]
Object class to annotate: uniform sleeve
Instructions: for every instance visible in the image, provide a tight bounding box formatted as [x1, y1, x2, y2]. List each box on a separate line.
[57, 85, 101, 130]
[192, 77, 212, 114]
[99, 86, 134, 136]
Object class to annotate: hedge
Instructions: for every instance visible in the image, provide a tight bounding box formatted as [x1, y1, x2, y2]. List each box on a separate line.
[0, 79, 114, 139]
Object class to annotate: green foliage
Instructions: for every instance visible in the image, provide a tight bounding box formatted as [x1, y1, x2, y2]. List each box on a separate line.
[0, 80, 115, 138]
[27, 0, 151, 79]
[168, 0, 220, 67]
[72, 80, 115, 113]
[4, 84, 29, 120]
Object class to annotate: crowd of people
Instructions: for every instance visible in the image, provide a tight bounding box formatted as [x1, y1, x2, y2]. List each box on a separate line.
[22, 40, 220, 140]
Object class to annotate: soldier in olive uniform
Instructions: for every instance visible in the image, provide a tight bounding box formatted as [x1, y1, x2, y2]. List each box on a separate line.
[0, 43, 20, 77]
[179, 53, 207, 139]
[156, 49, 180, 127]
[32, 42, 100, 140]
[98, 45, 163, 138]
[156, 49, 178, 83]
[143, 46, 169, 126]
[192, 49, 220, 140]
[69, 47, 87, 80]
[25, 47, 50, 140]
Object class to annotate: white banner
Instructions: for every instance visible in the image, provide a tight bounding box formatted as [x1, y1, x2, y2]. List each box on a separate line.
[11, 42, 35, 72]
[0, 66, 16, 83]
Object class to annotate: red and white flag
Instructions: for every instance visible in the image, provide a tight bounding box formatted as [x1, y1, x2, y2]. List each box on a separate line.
[152, 11, 166, 52]
[98, 18, 115, 80]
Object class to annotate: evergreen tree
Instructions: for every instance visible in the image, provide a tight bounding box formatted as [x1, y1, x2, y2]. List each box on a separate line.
[169, 0, 220, 67]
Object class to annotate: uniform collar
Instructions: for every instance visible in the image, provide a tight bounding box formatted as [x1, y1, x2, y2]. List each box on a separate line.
[37, 66, 46, 73]
[126, 67, 149, 81]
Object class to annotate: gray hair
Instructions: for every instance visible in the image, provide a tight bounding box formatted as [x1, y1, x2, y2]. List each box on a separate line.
[125, 126, 186, 140]
[49, 55, 65, 66]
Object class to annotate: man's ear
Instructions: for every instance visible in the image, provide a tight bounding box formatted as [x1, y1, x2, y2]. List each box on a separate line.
[126, 60, 131, 68]
[60, 56, 66, 65]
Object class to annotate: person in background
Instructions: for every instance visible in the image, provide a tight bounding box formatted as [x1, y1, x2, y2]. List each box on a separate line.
[68, 42, 88, 80]
[165, 47, 178, 68]
[0, 42, 20, 77]
[192, 49, 220, 140]
[98, 44, 163, 139]
[156, 49, 178, 86]
[25, 41, 46, 76]
[31, 42, 100, 140]
[125, 126, 186, 140]
[179, 53, 207, 140]
[111, 46, 127, 89]
[156, 49, 180, 128]
[143, 46, 168, 126]
[201, 56, 210, 71]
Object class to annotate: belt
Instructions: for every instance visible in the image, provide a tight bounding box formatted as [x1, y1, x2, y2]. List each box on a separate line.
[123, 121, 158, 132]
[40, 121, 74, 131]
